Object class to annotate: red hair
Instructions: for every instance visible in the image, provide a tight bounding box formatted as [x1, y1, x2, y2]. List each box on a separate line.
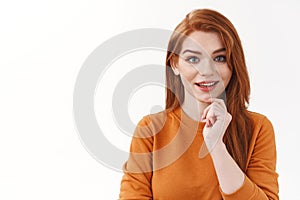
[165, 9, 253, 171]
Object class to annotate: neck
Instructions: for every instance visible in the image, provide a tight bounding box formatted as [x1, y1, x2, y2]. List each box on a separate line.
[181, 90, 210, 122]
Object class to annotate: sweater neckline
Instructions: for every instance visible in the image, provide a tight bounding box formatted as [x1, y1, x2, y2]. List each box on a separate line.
[172, 106, 205, 132]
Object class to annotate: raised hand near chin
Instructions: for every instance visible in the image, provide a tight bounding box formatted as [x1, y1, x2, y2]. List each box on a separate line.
[200, 98, 232, 155]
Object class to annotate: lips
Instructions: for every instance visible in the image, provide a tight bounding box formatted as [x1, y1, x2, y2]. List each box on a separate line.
[195, 81, 219, 87]
[194, 81, 219, 92]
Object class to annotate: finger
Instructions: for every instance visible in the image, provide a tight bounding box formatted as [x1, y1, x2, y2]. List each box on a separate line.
[201, 104, 212, 120]
[206, 115, 217, 127]
[206, 103, 227, 124]
[205, 119, 209, 127]
[209, 99, 228, 116]
[206, 118, 212, 127]
[205, 107, 217, 126]
[209, 98, 226, 107]
[206, 119, 211, 127]
[210, 116, 217, 125]
[204, 103, 218, 122]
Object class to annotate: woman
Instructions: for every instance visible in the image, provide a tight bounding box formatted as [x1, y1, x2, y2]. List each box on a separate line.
[119, 9, 279, 199]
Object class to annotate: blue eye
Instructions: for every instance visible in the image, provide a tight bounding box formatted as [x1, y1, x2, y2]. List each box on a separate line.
[214, 55, 226, 62]
[186, 56, 200, 63]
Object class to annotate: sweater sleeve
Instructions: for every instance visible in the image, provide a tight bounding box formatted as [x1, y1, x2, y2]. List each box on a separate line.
[119, 116, 154, 200]
[220, 116, 279, 200]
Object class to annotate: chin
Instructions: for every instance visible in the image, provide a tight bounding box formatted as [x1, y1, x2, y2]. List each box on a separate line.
[195, 95, 213, 103]
[195, 91, 226, 103]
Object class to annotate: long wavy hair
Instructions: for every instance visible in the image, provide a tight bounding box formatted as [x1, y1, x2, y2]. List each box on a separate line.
[165, 9, 253, 171]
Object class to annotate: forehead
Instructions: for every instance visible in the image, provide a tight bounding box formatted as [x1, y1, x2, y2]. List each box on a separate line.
[181, 31, 224, 54]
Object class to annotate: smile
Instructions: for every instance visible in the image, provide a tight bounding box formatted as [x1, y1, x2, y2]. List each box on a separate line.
[194, 81, 219, 92]
[195, 81, 219, 87]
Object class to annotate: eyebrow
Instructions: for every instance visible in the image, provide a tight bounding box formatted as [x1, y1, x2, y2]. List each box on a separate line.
[213, 47, 226, 54]
[182, 47, 226, 55]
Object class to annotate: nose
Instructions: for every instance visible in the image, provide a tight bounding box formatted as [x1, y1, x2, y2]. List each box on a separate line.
[197, 58, 214, 76]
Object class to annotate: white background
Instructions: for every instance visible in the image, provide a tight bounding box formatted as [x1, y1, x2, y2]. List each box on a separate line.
[1, 0, 299, 199]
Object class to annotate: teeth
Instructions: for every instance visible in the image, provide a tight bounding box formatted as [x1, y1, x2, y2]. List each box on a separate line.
[198, 82, 216, 87]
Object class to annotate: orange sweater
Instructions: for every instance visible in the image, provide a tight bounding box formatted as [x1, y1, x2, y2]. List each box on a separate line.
[119, 107, 279, 199]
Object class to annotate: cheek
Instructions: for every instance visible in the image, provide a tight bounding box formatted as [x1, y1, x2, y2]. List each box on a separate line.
[219, 68, 232, 86]
[177, 62, 198, 81]
[181, 68, 198, 81]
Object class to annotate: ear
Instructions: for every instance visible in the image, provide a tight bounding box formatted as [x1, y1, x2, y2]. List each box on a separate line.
[170, 59, 180, 76]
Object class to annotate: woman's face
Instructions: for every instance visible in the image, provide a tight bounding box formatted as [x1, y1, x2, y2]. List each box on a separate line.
[172, 31, 232, 103]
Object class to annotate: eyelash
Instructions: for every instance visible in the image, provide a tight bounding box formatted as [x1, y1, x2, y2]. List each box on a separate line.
[214, 55, 226, 63]
[185, 55, 227, 64]
[185, 56, 200, 63]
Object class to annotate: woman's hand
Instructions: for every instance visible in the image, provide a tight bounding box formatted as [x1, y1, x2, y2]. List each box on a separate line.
[200, 98, 232, 154]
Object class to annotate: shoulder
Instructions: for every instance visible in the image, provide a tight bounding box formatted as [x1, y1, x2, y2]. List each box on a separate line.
[137, 109, 170, 126]
[134, 109, 176, 135]
[247, 110, 268, 122]
[247, 110, 274, 130]
[246, 110, 276, 147]
[245, 111, 279, 198]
